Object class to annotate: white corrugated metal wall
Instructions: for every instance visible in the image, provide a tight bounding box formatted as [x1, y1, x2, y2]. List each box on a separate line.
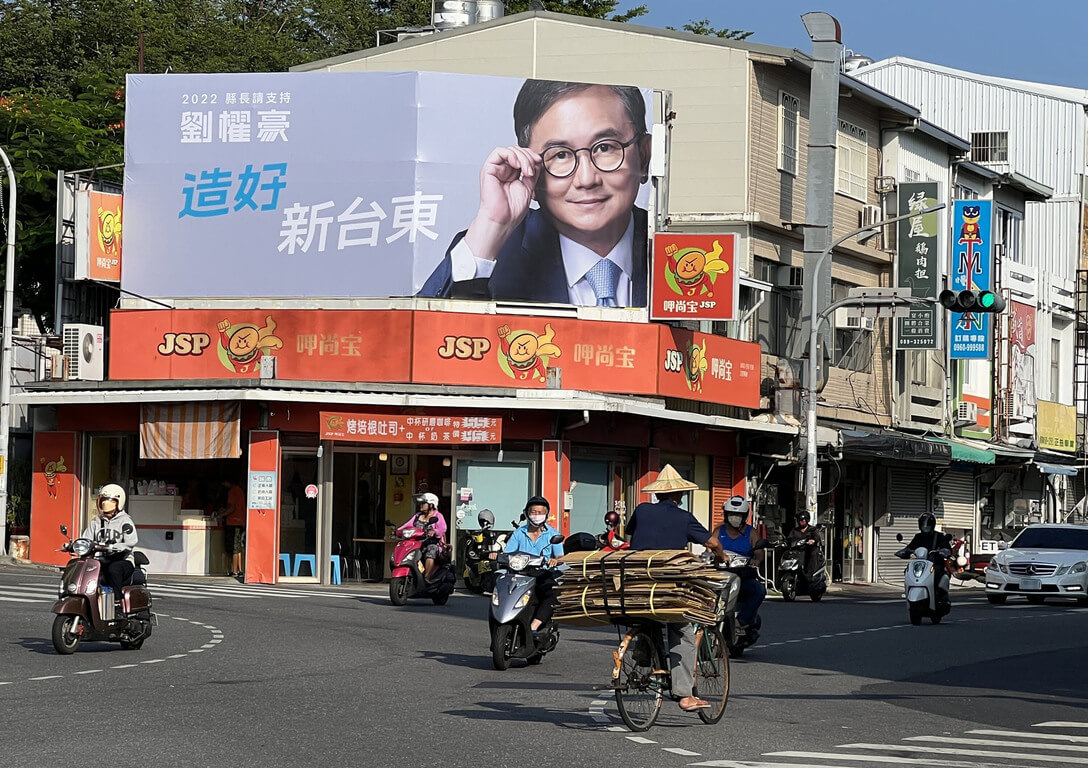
[877, 467, 928, 585]
[939, 470, 976, 531]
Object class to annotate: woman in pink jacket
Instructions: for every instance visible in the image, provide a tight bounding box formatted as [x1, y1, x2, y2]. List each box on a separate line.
[399, 492, 447, 581]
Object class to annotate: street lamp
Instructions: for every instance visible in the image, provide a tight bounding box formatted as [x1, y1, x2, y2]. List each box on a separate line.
[0, 145, 16, 556]
[803, 203, 945, 524]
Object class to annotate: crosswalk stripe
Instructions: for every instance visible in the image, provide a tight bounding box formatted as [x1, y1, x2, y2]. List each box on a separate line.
[1037, 724, 1088, 730]
[0, 587, 54, 598]
[761, 753, 1001, 767]
[1, 580, 376, 602]
[156, 583, 358, 599]
[969, 730, 1088, 744]
[767, 751, 1045, 767]
[905, 736, 1088, 753]
[0, 595, 46, 604]
[837, 743, 1088, 764]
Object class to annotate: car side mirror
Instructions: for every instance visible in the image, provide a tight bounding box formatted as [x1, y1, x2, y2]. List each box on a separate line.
[998, 542, 1008, 550]
[550, 534, 565, 545]
[896, 533, 904, 542]
[60, 525, 68, 536]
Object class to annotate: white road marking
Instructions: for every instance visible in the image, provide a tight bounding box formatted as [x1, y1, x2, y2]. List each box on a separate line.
[763, 751, 1033, 767]
[111, 664, 137, 669]
[627, 736, 657, 744]
[905, 735, 1088, 753]
[74, 669, 103, 675]
[1038, 724, 1088, 730]
[663, 747, 701, 756]
[838, 742, 1088, 764]
[968, 729, 1088, 744]
[28, 675, 62, 681]
[140, 659, 165, 665]
[188, 649, 204, 653]
[167, 654, 188, 659]
[0, 595, 47, 603]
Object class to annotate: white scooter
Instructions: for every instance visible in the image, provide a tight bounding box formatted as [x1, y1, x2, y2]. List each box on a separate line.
[895, 533, 951, 625]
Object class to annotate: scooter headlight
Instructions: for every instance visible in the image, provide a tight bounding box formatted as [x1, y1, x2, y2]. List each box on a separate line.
[403, 549, 421, 564]
[66, 583, 78, 594]
[71, 539, 93, 557]
[58, 580, 66, 597]
[515, 593, 531, 609]
[508, 554, 530, 572]
[911, 561, 928, 578]
[491, 591, 500, 606]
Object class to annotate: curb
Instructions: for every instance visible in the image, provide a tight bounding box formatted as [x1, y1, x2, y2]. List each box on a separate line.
[0, 556, 58, 572]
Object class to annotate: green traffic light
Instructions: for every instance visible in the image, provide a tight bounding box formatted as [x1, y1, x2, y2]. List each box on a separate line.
[979, 292, 996, 308]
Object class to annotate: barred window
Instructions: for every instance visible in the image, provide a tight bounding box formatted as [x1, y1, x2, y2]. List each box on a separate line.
[970, 131, 1008, 163]
[836, 119, 868, 201]
[778, 91, 800, 175]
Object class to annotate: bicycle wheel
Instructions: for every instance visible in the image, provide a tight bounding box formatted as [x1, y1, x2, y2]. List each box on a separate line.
[613, 627, 664, 732]
[693, 626, 729, 724]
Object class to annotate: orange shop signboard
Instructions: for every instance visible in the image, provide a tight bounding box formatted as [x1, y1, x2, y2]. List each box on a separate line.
[75, 190, 123, 283]
[657, 326, 761, 409]
[320, 412, 502, 445]
[651, 233, 737, 321]
[411, 311, 659, 395]
[109, 309, 411, 382]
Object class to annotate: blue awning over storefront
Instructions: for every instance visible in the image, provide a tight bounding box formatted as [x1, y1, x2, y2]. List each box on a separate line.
[1036, 462, 1077, 476]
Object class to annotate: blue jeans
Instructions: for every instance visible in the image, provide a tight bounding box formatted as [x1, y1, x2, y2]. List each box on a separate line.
[737, 576, 766, 626]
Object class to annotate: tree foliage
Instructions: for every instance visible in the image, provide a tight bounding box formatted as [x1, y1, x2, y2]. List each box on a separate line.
[669, 19, 753, 40]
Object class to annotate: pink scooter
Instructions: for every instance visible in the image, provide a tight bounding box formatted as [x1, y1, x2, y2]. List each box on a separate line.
[51, 525, 156, 654]
[385, 520, 455, 607]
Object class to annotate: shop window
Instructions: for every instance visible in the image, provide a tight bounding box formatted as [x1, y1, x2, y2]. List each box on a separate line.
[455, 460, 534, 532]
[995, 206, 1023, 264]
[754, 257, 801, 358]
[1051, 338, 1062, 400]
[830, 280, 872, 372]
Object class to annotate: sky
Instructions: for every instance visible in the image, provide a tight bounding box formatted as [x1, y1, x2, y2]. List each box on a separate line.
[634, 1, 1088, 90]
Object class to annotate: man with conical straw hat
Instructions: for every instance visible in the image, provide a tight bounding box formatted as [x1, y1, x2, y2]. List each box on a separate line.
[626, 464, 726, 713]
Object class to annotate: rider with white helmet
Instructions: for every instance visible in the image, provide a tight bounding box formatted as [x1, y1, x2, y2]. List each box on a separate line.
[712, 495, 766, 636]
[398, 492, 447, 581]
[80, 484, 139, 600]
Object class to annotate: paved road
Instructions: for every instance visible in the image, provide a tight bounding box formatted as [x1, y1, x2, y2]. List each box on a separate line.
[2, 565, 1086, 768]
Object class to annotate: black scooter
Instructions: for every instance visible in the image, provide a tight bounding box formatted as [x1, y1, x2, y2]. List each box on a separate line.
[463, 512, 507, 594]
[776, 536, 827, 602]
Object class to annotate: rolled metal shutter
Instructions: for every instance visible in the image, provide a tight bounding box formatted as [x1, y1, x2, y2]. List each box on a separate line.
[940, 470, 975, 531]
[877, 467, 927, 585]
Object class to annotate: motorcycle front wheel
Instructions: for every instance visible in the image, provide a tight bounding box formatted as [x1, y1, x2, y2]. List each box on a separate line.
[492, 623, 518, 670]
[908, 602, 923, 626]
[780, 576, 797, 602]
[51, 614, 82, 655]
[389, 576, 410, 606]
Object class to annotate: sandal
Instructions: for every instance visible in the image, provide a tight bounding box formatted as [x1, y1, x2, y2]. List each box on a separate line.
[678, 697, 710, 712]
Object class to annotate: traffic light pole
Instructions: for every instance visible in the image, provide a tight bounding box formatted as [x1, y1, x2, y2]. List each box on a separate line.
[804, 203, 945, 525]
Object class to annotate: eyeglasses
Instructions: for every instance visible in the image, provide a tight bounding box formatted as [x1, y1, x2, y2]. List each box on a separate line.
[541, 135, 643, 179]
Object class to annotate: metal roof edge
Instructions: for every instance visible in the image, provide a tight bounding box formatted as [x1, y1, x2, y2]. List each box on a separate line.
[998, 172, 1054, 202]
[917, 119, 970, 153]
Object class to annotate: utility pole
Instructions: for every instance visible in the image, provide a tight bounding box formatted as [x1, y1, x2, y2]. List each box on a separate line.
[0, 145, 17, 556]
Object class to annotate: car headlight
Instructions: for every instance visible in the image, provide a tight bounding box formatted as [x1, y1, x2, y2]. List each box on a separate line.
[1056, 564, 1071, 575]
[1073, 562, 1088, 574]
[995, 560, 1008, 574]
[508, 554, 530, 572]
[491, 591, 500, 606]
[515, 593, 531, 608]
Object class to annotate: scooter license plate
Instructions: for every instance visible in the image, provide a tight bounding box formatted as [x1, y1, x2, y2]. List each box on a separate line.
[1019, 578, 1042, 591]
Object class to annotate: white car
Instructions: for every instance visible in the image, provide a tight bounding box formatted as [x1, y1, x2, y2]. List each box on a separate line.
[985, 524, 1088, 605]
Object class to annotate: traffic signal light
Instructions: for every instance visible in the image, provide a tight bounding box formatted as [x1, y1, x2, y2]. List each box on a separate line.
[939, 288, 1006, 313]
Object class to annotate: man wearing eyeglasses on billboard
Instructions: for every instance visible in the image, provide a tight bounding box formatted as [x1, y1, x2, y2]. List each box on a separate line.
[418, 79, 652, 307]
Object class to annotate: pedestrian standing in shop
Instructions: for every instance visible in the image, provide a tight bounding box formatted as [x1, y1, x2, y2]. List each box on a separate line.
[220, 479, 247, 578]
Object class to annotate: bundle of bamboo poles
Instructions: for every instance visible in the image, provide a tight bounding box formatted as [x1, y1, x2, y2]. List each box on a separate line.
[554, 549, 726, 626]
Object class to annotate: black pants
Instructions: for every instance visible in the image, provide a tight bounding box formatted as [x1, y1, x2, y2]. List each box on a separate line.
[102, 559, 134, 596]
[534, 573, 558, 626]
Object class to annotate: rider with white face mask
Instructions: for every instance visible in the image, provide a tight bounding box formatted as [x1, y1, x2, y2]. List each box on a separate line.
[710, 496, 766, 635]
[493, 496, 564, 633]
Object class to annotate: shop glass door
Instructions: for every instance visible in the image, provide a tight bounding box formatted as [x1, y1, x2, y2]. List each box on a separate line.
[454, 459, 533, 565]
[281, 452, 320, 581]
[570, 459, 611, 536]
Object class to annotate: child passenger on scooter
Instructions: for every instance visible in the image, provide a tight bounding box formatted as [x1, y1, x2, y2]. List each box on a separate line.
[401, 493, 447, 581]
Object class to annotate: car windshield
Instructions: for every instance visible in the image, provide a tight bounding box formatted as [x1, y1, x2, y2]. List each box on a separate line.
[1011, 527, 1088, 550]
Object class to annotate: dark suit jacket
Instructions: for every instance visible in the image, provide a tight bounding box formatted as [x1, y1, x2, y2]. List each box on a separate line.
[417, 207, 648, 305]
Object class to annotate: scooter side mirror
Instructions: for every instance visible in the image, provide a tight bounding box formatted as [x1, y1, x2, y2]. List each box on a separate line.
[896, 533, 904, 542]
[60, 525, 68, 536]
[385, 520, 396, 527]
[550, 534, 565, 545]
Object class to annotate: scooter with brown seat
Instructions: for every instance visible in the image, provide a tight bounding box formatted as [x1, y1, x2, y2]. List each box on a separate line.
[51, 525, 156, 654]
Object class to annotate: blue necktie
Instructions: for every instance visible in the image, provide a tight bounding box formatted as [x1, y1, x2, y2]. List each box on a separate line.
[586, 258, 620, 307]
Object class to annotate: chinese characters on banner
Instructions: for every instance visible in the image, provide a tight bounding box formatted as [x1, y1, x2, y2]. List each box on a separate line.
[949, 200, 993, 359]
[650, 233, 737, 320]
[1037, 400, 1076, 453]
[895, 182, 940, 349]
[74, 190, 123, 283]
[1009, 301, 1037, 418]
[320, 413, 502, 445]
[656, 326, 761, 409]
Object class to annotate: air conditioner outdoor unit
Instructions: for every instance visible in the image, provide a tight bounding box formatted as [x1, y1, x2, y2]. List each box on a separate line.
[833, 307, 874, 331]
[859, 204, 883, 229]
[776, 265, 804, 289]
[997, 391, 1018, 418]
[955, 400, 979, 426]
[62, 324, 105, 381]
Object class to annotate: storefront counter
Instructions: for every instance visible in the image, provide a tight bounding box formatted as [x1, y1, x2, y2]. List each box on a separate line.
[130, 496, 228, 575]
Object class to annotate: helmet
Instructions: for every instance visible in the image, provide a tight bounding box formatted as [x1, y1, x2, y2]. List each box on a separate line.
[523, 495, 550, 513]
[98, 483, 126, 512]
[477, 509, 495, 528]
[918, 513, 936, 533]
[796, 511, 810, 524]
[416, 492, 439, 508]
[603, 510, 621, 528]
[722, 496, 750, 516]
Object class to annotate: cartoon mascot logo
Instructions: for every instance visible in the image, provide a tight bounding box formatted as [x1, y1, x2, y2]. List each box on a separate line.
[216, 316, 284, 374]
[96, 203, 122, 259]
[684, 339, 708, 392]
[496, 324, 562, 382]
[664, 239, 730, 298]
[325, 414, 346, 432]
[958, 205, 982, 245]
[41, 456, 68, 499]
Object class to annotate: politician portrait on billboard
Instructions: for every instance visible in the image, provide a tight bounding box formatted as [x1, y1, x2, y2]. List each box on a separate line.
[121, 71, 653, 308]
[417, 79, 651, 307]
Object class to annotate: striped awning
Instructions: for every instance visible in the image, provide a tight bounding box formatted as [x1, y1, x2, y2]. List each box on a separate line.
[139, 403, 241, 460]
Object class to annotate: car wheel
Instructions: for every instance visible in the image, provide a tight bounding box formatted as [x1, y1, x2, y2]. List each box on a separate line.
[987, 594, 1007, 605]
